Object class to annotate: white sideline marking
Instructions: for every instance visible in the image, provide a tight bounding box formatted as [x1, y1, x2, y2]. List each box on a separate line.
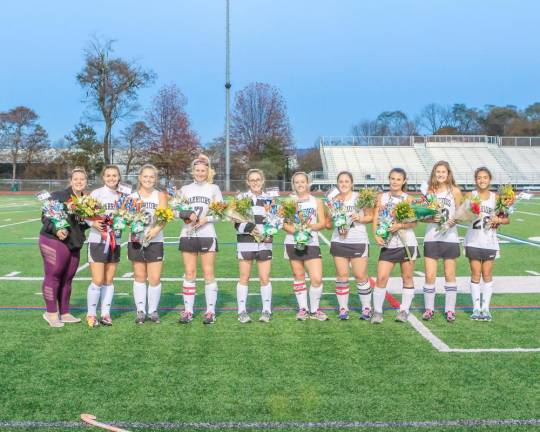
[516, 218, 524, 222]
[414, 271, 425, 277]
[0, 218, 40, 228]
[23, 237, 39, 240]
[446, 348, 540, 353]
[2, 219, 11, 222]
[4, 271, 20, 277]
[525, 270, 540, 276]
[115, 292, 129, 296]
[122, 272, 134, 278]
[515, 210, 540, 217]
[318, 231, 331, 246]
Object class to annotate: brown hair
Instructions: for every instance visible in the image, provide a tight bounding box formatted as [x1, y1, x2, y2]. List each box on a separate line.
[337, 171, 353, 183]
[389, 167, 408, 191]
[429, 161, 457, 192]
[246, 168, 265, 182]
[101, 164, 121, 179]
[291, 171, 310, 193]
[474, 166, 492, 180]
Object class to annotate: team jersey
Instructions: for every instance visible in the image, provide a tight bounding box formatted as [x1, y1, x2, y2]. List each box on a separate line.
[464, 191, 499, 251]
[129, 189, 163, 243]
[88, 186, 120, 244]
[330, 192, 369, 244]
[235, 191, 272, 253]
[379, 191, 418, 249]
[284, 195, 320, 247]
[424, 188, 459, 244]
[179, 181, 223, 238]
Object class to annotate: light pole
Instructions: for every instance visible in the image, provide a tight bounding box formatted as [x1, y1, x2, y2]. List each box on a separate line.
[225, 0, 231, 191]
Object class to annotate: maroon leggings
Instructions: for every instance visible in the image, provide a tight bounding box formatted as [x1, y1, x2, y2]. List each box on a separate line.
[38, 234, 80, 314]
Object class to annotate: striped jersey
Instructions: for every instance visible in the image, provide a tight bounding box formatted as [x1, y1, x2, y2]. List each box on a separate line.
[235, 191, 272, 253]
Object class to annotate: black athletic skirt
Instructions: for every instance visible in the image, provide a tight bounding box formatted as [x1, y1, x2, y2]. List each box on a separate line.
[88, 243, 121, 264]
[179, 237, 218, 253]
[330, 242, 369, 258]
[424, 241, 460, 259]
[128, 242, 164, 262]
[379, 246, 420, 263]
[465, 246, 497, 261]
[284, 245, 322, 261]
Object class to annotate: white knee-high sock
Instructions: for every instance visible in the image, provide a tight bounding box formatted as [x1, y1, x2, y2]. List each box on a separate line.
[357, 280, 372, 311]
[236, 283, 248, 314]
[444, 283, 457, 313]
[335, 280, 350, 311]
[133, 281, 147, 313]
[373, 287, 386, 314]
[309, 285, 323, 313]
[260, 283, 272, 313]
[482, 281, 493, 312]
[470, 280, 481, 310]
[423, 283, 436, 311]
[182, 280, 196, 314]
[147, 283, 162, 314]
[205, 281, 218, 314]
[87, 283, 101, 316]
[100, 284, 114, 317]
[293, 280, 308, 310]
[401, 286, 415, 313]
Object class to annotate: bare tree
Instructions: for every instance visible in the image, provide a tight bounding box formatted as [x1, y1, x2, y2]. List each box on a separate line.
[375, 111, 418, 136]
[418, 103, 451, 134]
[23, 124, 49, 165]
[146, 84, 200, 178]
[77, 37, 155, 164]
[120, 121, 150, 175]
[351, 119, 381, 142]
[0, 106, 43, 183]
[230, 82, 293, 174]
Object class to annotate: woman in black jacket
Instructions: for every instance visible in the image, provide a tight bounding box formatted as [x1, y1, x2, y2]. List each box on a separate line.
[39, 167, 89, 327]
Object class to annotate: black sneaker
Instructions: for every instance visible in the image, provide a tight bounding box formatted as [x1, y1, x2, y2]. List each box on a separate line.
[203, 312, 216, 325]
[135, 311, 146, 325]
[148, 311, 160, 324]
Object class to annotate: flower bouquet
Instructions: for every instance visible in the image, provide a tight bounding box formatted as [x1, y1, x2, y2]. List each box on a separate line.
[207, 200, 229, 220]
[169, 195, 195, 222]
[355, 187, 378, 210]
[66, 195, 104, 220]
[375, 207, 393, 242]
[42, 200, 70, 230]
[261, 201, 284, 240]
[111, 195, 130, 238]
[454, 195, 481, 223]
[226, 195, 262, 242]
[495, 184, 516, 217]
[292, 210, 312, 251]
[324, 198, 350, 238]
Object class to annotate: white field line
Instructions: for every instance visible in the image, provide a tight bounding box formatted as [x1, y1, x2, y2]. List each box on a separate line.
[0, 218, 40, 228]
[525, 270, 540, 276]
[4, 271, 20, 277]
[318, 231, 331, 246]
[515, 210, 540, 217]
[122, 272, 134, 278]
[2, 219, 11, 222]
[414, 271, 425, 277]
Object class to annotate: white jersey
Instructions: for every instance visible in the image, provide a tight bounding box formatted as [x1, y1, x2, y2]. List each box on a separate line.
[130, 189, 163, 243]
[88, 186, 120, 244]
[380, 192, 418, 249]
[424, 188, 459, 244]
[179, 181, 223, 238]
[284, 195, 320, 247]
[330, 192, 369, 244]
[236, 191, 272, 253]
[464, 191, 499, 251]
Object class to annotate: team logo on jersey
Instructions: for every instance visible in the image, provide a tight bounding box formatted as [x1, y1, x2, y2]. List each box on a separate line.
[188, 196, 211, 205]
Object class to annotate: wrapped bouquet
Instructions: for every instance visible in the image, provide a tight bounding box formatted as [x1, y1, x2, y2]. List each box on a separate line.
[355, 187, 378, 210]
[324, 198, 350, 238]
[42, 200, 70, 230]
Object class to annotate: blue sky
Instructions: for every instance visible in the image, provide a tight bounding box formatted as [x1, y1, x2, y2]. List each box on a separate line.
[1, 0, 539, 148]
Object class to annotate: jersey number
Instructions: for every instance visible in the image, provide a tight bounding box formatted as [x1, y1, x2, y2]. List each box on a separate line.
[472, 216, 490, 230]
[194, 206, 204, 219]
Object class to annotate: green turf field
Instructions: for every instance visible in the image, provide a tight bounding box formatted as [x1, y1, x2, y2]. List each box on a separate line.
[0, 194, 539, 431]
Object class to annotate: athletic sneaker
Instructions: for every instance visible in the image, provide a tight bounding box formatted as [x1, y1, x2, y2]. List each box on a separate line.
[259, 310, 271, 323]
[470, 309, 482, 320]
[311, 309, 329, 321]
[445, 311, 456, 323]
[86, 315, 99, 328]
[360, 308, 372, 321]
[148, 311, 160, 324]
[481, 310, 492, 321]
[203, 312, 216, 325]
[338, 308, 349, 320]
[395, 310, 409, 323]
[238, 311, 252, 324]
[60, 313, 81, 324]
[178, 311, 193, 324]
[100, 316, 113, 326]
[296, 308, 309, 321]
[43, 313, 64, 328]
[135, 311, 146, 325]
[371, 312, 384, 324]
[422, 309, 434, 321]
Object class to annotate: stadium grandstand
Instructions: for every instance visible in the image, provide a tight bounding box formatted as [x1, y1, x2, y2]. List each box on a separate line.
[312, 135, 540, 190]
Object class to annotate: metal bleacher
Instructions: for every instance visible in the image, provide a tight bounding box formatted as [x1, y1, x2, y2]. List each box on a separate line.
[313, 135, 540, 190]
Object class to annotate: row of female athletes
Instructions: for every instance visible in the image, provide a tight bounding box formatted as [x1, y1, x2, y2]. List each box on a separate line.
[39, 154, 507, 328]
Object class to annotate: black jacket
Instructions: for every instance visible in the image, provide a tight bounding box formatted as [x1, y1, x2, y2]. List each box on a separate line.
[39, 187, 89, 251]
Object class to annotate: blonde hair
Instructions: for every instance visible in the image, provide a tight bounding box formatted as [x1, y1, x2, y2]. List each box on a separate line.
[291, 171, 310, 194]
[191, 154, 215, 183]
[138, 164, 158, 189]
[429, 161, 457, 192]
[246, 168, 265, 182]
